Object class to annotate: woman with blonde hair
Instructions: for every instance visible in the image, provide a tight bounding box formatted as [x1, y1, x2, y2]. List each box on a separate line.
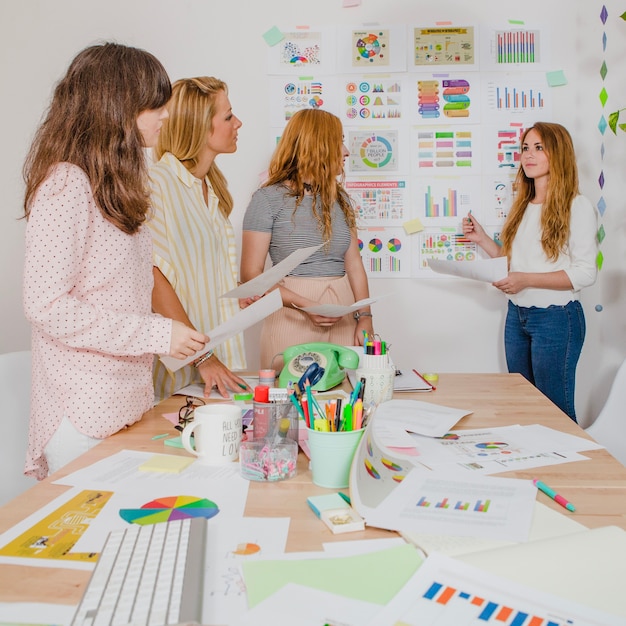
[462, 122, 597, 421]
[148, 76, 252, 401]
[240, 108, 374, 370]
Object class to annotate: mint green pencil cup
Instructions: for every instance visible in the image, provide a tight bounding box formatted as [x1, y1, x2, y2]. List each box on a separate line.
[307, 427, 365, 489]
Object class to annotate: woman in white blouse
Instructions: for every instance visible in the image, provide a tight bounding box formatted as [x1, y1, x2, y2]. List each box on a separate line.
[462, 122, 597, 422]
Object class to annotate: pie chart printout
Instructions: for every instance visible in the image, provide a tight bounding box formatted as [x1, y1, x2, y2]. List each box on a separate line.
[119, 496, 220, 525]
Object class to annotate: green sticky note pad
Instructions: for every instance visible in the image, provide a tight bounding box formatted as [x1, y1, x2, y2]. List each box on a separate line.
[139, 453, 194, 473]
[307, 493, 350, 517]
[263, 25, 284, 46]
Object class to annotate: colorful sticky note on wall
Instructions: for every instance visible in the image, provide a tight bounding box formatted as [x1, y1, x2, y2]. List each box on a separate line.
[263, 26, 284, 46]
[403, 217, 425, 235]
[546, 70, 568, 87]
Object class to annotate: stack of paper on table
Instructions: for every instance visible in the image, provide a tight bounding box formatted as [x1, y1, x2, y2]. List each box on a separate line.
[458, 525, 626, 619]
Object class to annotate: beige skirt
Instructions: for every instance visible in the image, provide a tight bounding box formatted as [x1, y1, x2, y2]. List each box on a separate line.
[261, 274, 358, 371]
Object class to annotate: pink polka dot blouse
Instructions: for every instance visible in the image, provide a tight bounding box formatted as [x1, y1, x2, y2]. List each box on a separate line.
[23, 163, 172, 479]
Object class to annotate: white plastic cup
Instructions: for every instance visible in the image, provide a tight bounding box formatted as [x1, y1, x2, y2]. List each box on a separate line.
[181, 404, 242, 465]
[307, 427, 365, 488]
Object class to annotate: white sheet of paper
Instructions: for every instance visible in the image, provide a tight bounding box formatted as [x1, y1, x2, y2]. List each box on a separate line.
[373, 399, 472, 438]
[369, 552, 624, 626]
[296, 296, 379, 317]
[232, 583, 382, 626]
[428, 256, 508, 282]
[365, 469, 536, 542]
[160, 289, 282, 372]
[221, 245, 322, 298]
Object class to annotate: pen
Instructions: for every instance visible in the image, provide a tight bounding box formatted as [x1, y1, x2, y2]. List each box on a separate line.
[533, 479, 576, 512]
[413, 368, 436, 390]
[338, 492, 351, 505]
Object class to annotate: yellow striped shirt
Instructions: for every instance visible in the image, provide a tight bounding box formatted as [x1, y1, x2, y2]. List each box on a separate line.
[148, 152, 246, 401]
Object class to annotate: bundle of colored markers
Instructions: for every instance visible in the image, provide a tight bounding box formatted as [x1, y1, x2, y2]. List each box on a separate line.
[290, 378, 371, 432]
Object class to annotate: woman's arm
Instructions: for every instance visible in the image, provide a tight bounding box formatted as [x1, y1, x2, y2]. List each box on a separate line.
[462, 212, 503, 258]
[152, 267, 251, 397]
[344, 230, 374, 345]
[241, 230, 342, 326]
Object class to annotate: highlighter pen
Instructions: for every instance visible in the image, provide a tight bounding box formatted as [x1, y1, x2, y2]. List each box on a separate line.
[338, 492, 352, 505]
[533, 479, 576, 512]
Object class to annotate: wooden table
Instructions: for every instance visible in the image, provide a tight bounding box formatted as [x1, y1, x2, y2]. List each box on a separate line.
[1, 373, 625, 606]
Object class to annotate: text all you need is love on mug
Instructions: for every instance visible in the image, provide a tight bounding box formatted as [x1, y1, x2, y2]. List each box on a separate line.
[181, 403, 242, 464]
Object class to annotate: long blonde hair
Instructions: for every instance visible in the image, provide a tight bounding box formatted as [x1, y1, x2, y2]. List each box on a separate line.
[24, 43, 171, 234]
[501, 122, 579, 261]
[156, 77, 233, 218]
[264, 109, 356, 241]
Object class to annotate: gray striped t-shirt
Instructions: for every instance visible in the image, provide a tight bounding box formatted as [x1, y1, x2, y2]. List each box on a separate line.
[242, 184, 353, 277]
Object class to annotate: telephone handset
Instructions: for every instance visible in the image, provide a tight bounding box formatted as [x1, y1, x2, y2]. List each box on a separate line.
[278, 342, 360, 391]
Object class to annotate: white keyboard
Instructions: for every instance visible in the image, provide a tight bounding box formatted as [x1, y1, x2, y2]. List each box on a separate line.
[71, 518, 206, 626]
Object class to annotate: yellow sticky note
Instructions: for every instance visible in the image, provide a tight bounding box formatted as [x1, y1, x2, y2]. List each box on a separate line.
[263, 26, 284, 46]
[403, 217, 425, 234]
[138, 454, 195, 474]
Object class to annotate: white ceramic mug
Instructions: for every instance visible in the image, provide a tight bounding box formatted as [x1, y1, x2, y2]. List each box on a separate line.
[181, 403, 242, 465]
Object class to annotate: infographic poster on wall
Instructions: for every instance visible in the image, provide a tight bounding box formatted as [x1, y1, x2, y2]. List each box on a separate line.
[269, 76, 338, 127]
[411, 73, 481, 124]
[337, 25, 407, 73]
[346, 179, 409, 226]
[411, 125, 481, 174]
[412, 26, 476, 67]
[339, 75, 406, 125]
[267, 27, 337, 75]
[347, 129, 404, 174]
[358, 226, 411, 278]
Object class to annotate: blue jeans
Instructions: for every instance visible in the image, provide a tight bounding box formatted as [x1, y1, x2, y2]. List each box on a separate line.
[504, 300, 585, 422]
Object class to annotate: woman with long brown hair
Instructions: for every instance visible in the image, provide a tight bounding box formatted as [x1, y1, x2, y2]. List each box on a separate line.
[240, 108, 374, 370]
[462, 122, 597, 422]
[22, 43, 207, 479]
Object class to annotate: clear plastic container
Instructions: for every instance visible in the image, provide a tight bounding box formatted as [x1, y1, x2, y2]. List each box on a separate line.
[239, 438, 298, 482]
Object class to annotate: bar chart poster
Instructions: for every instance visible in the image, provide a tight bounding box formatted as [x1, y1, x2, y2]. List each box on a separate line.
[375, 552, 616, 626]
[482, 72, 551, 119]
[413, 176, 481, 227]
[357, 227, 410, 278]
[346, 179, 408, 226]
[412, 73, 481, 124]
[339, 75, 405, 125]
[480, 24, 550, 70]
[412, 125, 481, 174]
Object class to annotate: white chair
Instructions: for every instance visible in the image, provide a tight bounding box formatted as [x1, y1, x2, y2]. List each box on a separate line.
[585, 358, 626, 467]
[0, 351, 36, 505]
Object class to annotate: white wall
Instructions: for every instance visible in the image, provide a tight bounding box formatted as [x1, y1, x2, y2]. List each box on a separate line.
[1, 0, 624, 426]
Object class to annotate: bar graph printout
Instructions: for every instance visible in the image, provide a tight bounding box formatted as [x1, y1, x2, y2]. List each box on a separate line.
[369, 552, 624, 626]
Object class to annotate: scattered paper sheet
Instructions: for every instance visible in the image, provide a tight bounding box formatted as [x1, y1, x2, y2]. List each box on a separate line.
[232, 583, 381, 626]
[221, 245, 322, 298]
[369, 551, 624, 626]
[241, 543, 423, 609]
[373, 399, 471, 438]
[364, 469, 536, 542]
[296, 296, 379, 317]
[428, 256, 508, 282]
[160, 289, 282, 372]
